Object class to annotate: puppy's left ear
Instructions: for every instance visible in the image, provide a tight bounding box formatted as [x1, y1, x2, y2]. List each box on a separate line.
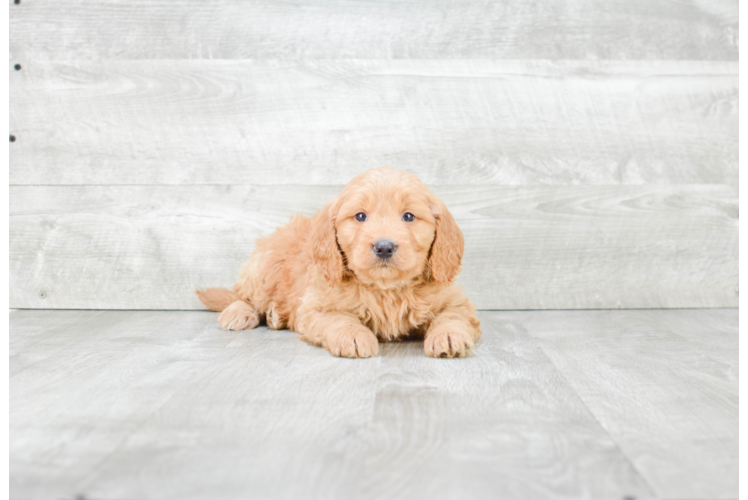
[309, 200, 345, 286]
[428, 195, 464, 284]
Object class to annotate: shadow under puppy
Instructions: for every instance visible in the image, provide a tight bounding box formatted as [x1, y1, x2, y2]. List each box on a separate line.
[197, 167, 481, 358]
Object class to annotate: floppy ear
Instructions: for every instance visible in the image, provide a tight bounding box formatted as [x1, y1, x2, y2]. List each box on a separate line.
[428, 196, 464, 284]
[309, 200, 345, 286]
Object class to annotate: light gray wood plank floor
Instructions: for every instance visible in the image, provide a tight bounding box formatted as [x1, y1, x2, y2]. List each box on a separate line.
[10, 309, 737, 500]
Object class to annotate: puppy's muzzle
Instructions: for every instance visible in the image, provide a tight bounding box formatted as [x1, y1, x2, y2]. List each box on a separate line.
[373, 240, 397, 260]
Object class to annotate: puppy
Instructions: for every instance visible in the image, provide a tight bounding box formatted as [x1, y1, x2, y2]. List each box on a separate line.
[197, 167, 481, 358]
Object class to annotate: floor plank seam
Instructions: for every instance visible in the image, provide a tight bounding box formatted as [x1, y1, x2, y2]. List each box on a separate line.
[530, 337, 661, 500]
[62, 314, 225, 497]
[666, 327, 736, 373]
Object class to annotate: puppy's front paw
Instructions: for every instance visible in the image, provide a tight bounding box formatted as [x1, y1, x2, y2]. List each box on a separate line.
[424, 328, 474, 358]
[219, 301, 260, 331]
[326, 328, 379, 358]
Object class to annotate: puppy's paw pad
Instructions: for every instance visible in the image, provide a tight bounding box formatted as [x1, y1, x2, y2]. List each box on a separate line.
[328, 329, 379, 358]
[424, 329, 474, 358]
[218, 301, 260, 331]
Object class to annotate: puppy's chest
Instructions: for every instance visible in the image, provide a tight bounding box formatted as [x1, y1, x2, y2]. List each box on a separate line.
[356, 288, 434, 340]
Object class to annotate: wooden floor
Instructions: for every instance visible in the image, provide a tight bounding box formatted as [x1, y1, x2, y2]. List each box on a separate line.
[10, 309, 737, 500]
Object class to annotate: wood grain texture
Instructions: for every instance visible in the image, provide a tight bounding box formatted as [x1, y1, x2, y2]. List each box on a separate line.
[520, 309, 738, 499]
[9, 184, 737, 310]
[10, 310, 381, 500]
[360, 313, 656, 500]
[8, 0, 738, 60]
[738, 198, 748, 293]
[9, 60, 738, 186]
[10, 309, 107, 376]
[10, 311, 223, 498]
[9, 311, 654, 500]
[11, 309, 737, 499]
[646, 308, 739, 376]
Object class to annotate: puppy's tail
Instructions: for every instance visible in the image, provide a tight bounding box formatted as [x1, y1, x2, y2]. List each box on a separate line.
[196, 288, 242, 312]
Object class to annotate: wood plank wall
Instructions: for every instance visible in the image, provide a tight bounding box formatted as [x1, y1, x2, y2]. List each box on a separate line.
[9, 0, 738, 310]
[738, 83, 748, 298]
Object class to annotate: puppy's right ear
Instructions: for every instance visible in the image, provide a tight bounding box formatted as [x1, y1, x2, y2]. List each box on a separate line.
[309, 200, 344, 286]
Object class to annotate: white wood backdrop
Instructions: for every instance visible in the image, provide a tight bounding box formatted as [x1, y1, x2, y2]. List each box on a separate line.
[8, 0, 738, 310]
[10, 60, 737, 186]
[9, 0, 738, 59]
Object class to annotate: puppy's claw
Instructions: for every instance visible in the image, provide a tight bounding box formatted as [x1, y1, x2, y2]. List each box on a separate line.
[424, 329, 473, 358]
[328, 329, 379, 358]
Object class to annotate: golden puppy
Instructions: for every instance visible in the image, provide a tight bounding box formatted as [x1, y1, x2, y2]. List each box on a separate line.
[197, 167, 480, 358]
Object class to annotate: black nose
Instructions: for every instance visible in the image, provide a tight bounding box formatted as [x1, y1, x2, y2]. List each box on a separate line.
[373, 240, 397, 259]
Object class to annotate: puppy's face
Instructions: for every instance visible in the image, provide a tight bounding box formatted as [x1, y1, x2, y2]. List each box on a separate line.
[335, 172, 437, 285]
[310, 167, 464, 288]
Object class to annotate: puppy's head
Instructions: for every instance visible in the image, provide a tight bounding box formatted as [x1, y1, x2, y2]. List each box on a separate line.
[310, 167, 464, 288]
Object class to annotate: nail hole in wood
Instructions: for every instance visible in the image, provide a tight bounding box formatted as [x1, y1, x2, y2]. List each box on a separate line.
[9, 135, 16, 142]
[39, 291, 47, 299]
[14, 64, 21, 71]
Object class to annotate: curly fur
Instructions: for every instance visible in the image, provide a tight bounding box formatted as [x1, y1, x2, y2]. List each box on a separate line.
[197, 167, 481, 358]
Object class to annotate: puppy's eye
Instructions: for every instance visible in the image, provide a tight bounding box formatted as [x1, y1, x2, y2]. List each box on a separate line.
[355, 213, 367, 222]
[402, 212, 415, 222]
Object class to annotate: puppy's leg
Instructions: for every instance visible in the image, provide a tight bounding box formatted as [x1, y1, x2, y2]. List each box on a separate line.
[424, 306, 481, 358]
[219, 300, 261, 331]
[265, 302, 286, 330]
[300, 312, 379, 358]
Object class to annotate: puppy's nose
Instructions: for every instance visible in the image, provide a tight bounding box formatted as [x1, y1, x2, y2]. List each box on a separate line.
[373, 240, 397, 259]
